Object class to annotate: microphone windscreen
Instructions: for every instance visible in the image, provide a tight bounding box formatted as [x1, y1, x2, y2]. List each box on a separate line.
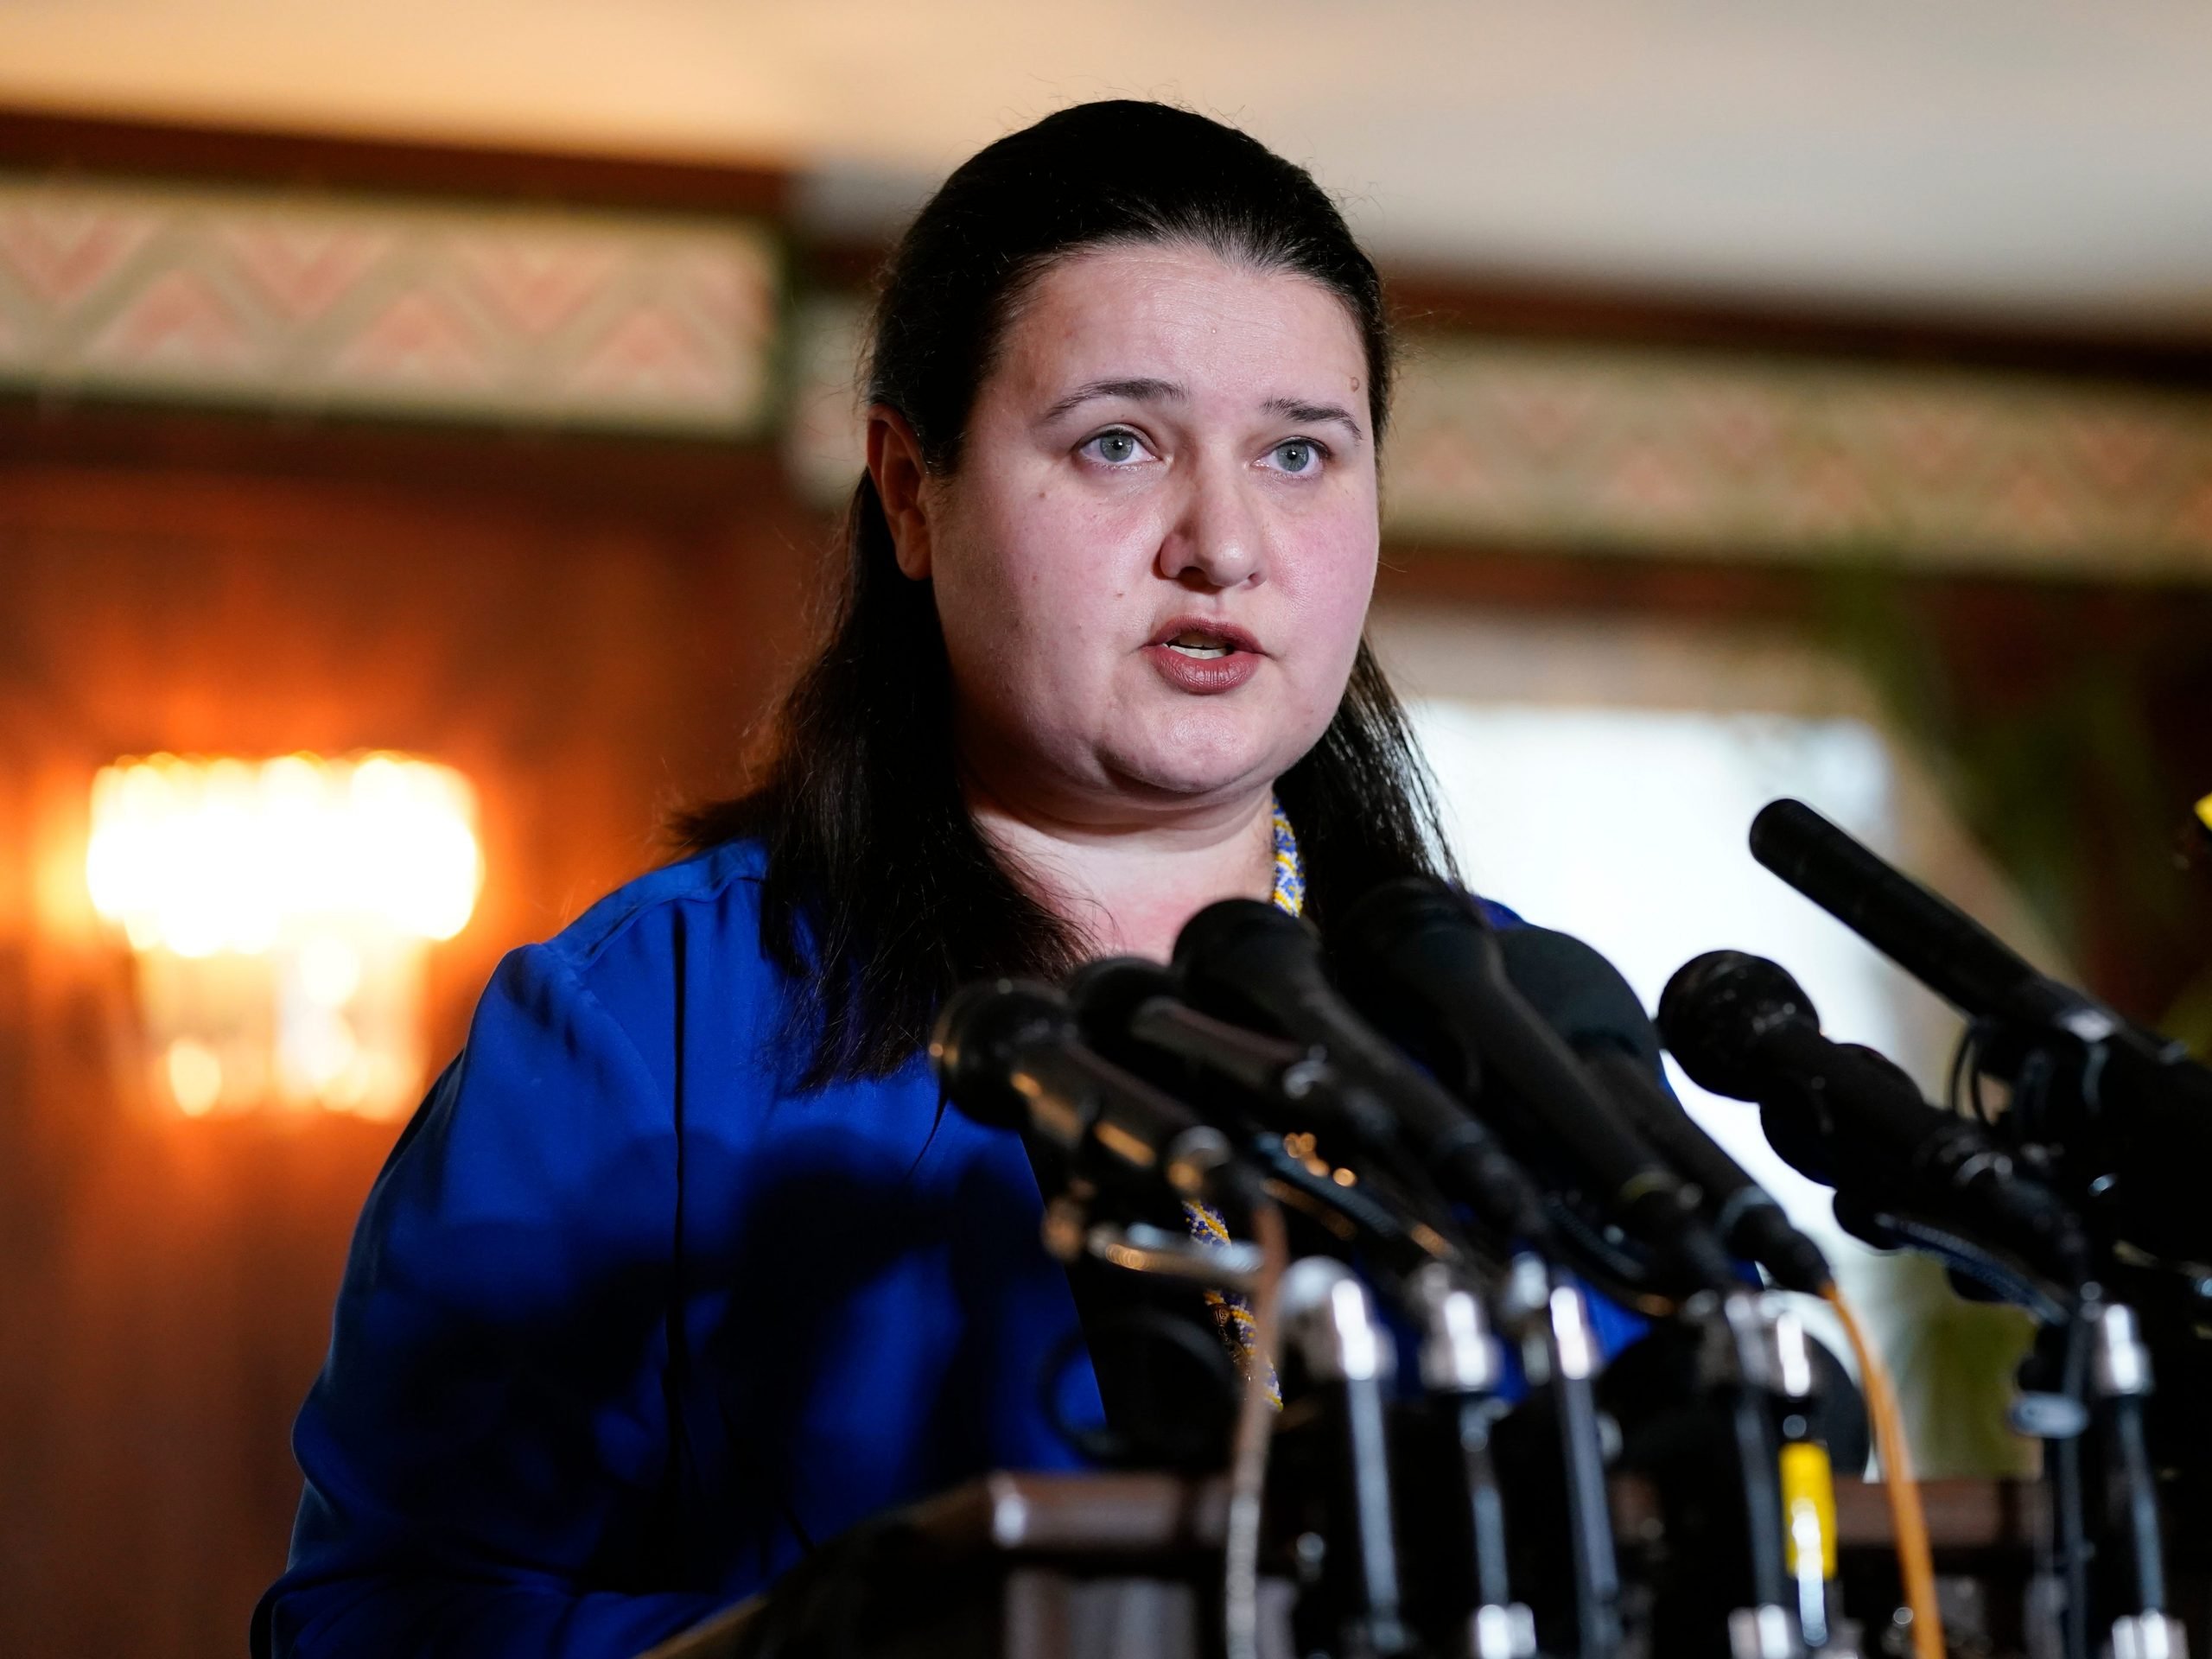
[1065, 956, 1179, 1041]
[1655, 950, 1821, 1103]
[1170, 897, 1299, 974]
[1495, 927, 1663, 1073]
[929, 978, 1066, 1130]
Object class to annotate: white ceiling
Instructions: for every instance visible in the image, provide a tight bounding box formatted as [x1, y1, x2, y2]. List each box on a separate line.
[3, 0, 2209, 328]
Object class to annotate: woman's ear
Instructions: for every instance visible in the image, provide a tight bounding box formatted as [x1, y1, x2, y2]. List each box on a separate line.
[866, 406, 933, 581]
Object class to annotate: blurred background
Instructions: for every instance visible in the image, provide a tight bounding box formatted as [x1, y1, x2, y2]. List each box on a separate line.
[2, 4, 2209, 1653]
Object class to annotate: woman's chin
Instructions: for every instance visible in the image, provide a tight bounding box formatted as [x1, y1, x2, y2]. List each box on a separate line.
[1102, 726, 1299, 804]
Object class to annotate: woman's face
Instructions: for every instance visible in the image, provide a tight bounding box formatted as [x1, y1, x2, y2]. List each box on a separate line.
[882, 241, 1380, 820]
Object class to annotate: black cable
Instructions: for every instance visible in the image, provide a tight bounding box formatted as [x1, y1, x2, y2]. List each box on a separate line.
[1945, 1019, 2008, 1131]
[1872, 1212, 2075, 1327]
[1968, 1035, 1999, 1130]
[1955, 1026, 1991, 1132]
[1545, 1199, 1675, 1319]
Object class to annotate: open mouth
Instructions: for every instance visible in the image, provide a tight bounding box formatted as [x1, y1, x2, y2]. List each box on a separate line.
[1165, 631, 1236, 660]
[1144, 618, 1262, 693]
[1148, 620, 1261, 659]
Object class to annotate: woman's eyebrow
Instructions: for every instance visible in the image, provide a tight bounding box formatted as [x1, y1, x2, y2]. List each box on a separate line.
[1262, 396, 1364, 442]
[1036, 377, 1185, 423]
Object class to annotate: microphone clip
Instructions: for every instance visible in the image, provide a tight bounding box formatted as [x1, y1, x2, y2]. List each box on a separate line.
[1039, 1195, 1265, 1294]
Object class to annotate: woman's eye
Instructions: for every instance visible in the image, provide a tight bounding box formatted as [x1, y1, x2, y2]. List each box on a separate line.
[1083, 429, 1146, 466]
[1269, 438, 1323, 475]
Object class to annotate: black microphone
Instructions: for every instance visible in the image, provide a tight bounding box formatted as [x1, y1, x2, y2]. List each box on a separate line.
[930, 978, 1236, 1201]
[1069, 957, 1470, 1272]
[1656, 950, 2088, 1280]
[1071, 957, 1433, 1183]
[1332, 878, 1739, 1296]
[1751, 798, 2108, 1036]
[1497, 925, 1835, 1296]
[1171, 899, 1554, 1250]
[1071, 957, 1326, 1109]
[1751, 798, 2212, 1261]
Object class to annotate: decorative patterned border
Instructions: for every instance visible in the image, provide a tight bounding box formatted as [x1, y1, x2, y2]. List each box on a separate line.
[783, 291, 869, 502]
[1387, 337, 2212, 579]
[785, 300, 2212, 580]
[0, 174, 779, 435]
[7, 159, 2209, 584]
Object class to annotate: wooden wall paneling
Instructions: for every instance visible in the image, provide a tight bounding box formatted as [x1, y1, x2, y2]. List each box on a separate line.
[1380, 267, 2212, 388]
[0, 425, 823, 1656]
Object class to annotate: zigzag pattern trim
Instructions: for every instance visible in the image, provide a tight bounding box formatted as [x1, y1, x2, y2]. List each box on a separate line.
[0, 174, 778, 435]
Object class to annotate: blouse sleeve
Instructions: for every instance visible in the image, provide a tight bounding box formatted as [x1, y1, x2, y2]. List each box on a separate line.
[253, 941, 721, 1659]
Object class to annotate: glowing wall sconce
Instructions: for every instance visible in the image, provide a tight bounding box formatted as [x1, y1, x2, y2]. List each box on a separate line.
[86, 753, 483, 1120]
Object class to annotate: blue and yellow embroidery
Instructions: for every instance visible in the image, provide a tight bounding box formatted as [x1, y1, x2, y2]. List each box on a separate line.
[1268, 797, 1306, 919]
[1181, 795, 1302, 1402]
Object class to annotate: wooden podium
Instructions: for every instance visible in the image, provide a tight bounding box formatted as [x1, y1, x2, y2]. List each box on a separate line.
[639, 1472, 1287, 1659]
[639, 1471, 2050, 1659]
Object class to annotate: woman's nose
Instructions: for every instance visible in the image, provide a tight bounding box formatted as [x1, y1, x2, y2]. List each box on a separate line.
[1156, 459, 1265, 589]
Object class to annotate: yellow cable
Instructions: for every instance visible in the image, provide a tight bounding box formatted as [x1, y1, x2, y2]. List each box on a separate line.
[1824, 1282, 1944, 1659]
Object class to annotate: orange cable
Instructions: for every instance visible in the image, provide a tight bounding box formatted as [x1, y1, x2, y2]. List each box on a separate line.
[1823, 1282, 1944, 1659]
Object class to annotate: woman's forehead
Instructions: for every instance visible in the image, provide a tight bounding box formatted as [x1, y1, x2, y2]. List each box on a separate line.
[995, 243, 1367, 410]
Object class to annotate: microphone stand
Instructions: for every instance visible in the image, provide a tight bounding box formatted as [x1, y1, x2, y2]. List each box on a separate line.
[1406, 1262, 1538, 1659]
[2080, 1298, 2184, 1659]
[1766, 1306, 1845, 1656]
[1603, 1281, 1829, 1658]
[1974, 1027, 2187, 1659]
[1046, 1187, 1421, 1659]
[1281, 1257, 1414, 1659]
[1222, 1160, 1551, 1659]
[1978, 1033, 2189, 1659]
[1497, 1256, 1624, 1659]
[1829, 1196, 2092, 1659]
[1028, 961, 1644, 1659]
[1159, 1154, 1587, 1659]
[1704, 1291, 1815, 1659]
[1836, 1199, 2186, 1659]
[1216, 1136, 1549, 1659]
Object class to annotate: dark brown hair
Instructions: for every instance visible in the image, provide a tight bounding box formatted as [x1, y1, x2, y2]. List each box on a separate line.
[679, 99, 1456, 1086]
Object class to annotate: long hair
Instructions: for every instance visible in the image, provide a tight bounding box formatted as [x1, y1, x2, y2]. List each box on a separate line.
[677, 100, 1457, 1086]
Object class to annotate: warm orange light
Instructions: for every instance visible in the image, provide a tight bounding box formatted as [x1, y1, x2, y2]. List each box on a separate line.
[87, 753, 483, 1120]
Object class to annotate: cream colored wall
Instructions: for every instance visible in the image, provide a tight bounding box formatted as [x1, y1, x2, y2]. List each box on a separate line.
[1369, 603, 2068, 982]
[3, 1, 2210, 322]
[1370, 600, 2054, 1475]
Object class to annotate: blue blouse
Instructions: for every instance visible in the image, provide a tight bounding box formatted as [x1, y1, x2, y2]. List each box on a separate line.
[254, 837, 1643, 1658]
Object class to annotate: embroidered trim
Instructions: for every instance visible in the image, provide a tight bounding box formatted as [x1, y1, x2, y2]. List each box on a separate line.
[1183, 795, 1303, 1406]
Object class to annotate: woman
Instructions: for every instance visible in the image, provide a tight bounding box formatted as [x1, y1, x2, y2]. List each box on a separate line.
[254, 99, 1514, 1658]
